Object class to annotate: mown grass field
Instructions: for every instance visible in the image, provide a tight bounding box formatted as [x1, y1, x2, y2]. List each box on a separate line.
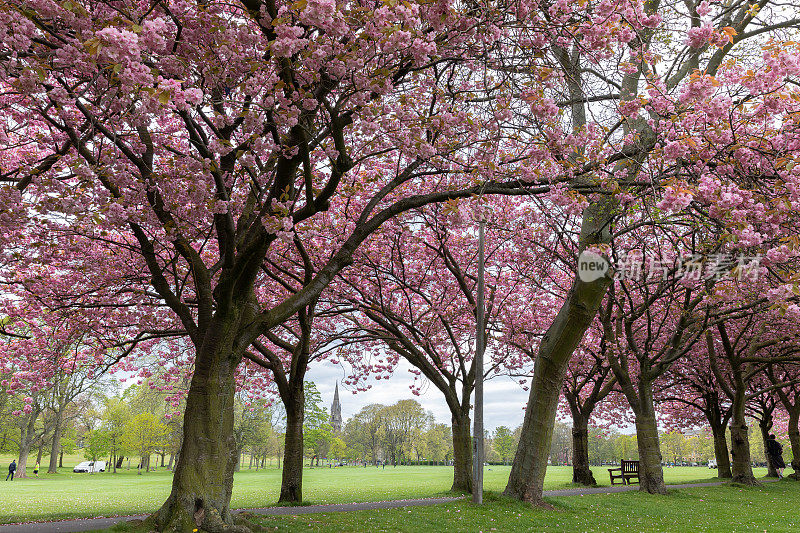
[0, 452, 789, 525]
[231, 482, 800, 533]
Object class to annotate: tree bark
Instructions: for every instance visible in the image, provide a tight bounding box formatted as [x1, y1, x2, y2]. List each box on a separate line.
[451, 410, 472, 493]
[234, 449, 242, 472]
[710, 424, 732, 479]
[151, 326, 243, 532]
[48, 410, 63, 474]
[571, 413, 596, 486]
[729, 421, 757, 484]
[634, 412, 666, 494]
[16, 415, 37, 479]
[116, 455, 124, 469]
[759, 419, 778, 478]
[729, 378, 757, 485]
[787, 411, 800, 480]
[504, 197, 616, 504]
[279, 389, 305, 503]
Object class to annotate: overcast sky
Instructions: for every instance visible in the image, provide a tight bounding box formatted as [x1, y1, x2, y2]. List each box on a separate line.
[307, 358, 531, 432]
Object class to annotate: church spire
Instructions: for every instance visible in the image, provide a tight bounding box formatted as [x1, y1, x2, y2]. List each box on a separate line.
[330, 381, 342, 433]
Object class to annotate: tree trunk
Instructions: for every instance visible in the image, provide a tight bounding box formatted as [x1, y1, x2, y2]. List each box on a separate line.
[504, 197, 615, 504]
[16, 416, 37, 479]
[48, 410, 63, 474]
[571, 413, 596, 486]
[279, 390, 305, 503]
[759, 420, 778, 478]
[787, 411, 800, 480]
[451, 410, 472, 493]
[151, 328, 242, 532]
[36, 442, 44, 466]
[730, 422, 757, 484]
[710, 424, 732, 479]
[634, 411, 666, 494]
[59, 450, 64, 468]
[234, 449, 242, 472]
[116, 455, 124, 469]
[161, 453, 166, 468]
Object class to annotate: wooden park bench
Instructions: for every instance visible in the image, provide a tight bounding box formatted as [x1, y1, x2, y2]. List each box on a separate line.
[608, 459, 640, 485]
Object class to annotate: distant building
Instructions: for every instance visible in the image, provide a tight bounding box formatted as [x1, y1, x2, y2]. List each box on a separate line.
[330, 381, 342, 433]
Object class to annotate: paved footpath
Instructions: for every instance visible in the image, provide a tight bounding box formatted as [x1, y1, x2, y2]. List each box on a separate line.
[0, 480, 776, 533]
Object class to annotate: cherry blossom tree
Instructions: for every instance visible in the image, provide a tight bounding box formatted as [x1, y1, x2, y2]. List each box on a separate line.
[660, 349, 734, 478]
[331, 200, 543, 492]
[561, 323, 617, 486]
[506, 0, 800, 504]
[0, 0, 546, 527]
[706, 302, 800, 484]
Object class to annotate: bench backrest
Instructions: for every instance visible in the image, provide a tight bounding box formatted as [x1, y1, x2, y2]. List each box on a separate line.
[621, 460, 639, 473]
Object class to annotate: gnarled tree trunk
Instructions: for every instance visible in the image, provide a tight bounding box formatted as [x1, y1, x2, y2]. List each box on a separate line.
[729, 374, 757, 485]
[151, 321, 243, 532]
[730, 422, 756, 484]
[451, 410, 472, 493]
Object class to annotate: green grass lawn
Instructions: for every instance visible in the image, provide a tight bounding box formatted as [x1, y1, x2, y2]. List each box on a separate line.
[0, 456, 789, 525]
[226, 482, 800, 533]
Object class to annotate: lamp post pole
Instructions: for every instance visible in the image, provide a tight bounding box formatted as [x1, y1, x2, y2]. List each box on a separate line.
[472, 217, 485, 504]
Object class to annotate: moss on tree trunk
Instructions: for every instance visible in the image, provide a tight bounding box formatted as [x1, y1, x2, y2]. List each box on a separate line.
[151, 322, 244, 532]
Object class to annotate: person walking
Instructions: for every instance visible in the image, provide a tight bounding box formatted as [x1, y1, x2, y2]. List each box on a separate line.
[766, 434, 786, 479]
[33, 461, 39, 478]
[6, 460, 15, 481]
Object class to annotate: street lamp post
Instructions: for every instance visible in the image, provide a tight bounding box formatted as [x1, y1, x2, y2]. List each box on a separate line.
[472, 217, 485, 504]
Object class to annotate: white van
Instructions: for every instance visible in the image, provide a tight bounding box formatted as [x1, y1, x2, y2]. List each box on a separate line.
[73, 460, 106, 473]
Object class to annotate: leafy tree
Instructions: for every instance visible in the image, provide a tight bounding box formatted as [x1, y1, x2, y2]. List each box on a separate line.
[122, 413, 168, 475]
[380, 400, 431, 465]
[84, 429, 111, 463]
[343, 404, 384, 464]
[101, 397, 131, 474]
[424, 424, 452, 464]
[493, 426, 517, 465]
[302, 382, 332, 466]
[329, 437, 346, 462]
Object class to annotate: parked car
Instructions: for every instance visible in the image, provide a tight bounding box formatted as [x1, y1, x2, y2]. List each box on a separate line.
[73, 460, 106, 473]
